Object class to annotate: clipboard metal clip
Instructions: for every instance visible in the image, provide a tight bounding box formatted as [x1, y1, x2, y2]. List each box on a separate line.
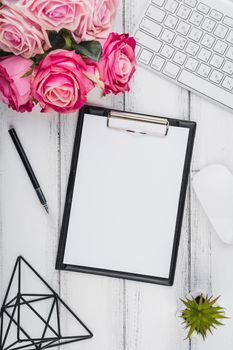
[107, 111, 169, 137]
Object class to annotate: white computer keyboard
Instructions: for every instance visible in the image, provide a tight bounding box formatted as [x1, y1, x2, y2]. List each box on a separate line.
[134, 0, 233, 110]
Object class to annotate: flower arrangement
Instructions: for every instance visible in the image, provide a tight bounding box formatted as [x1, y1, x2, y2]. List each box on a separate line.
[0, 0, 136, 113]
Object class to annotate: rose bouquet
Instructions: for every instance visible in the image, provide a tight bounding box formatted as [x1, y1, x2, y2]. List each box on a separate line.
[0, 0, 136, 113]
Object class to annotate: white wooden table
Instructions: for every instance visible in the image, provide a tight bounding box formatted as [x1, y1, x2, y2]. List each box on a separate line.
[1, 1, 233, 349]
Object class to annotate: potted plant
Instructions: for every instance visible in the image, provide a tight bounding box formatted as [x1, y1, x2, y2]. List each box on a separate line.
[180, 293, 227, 340]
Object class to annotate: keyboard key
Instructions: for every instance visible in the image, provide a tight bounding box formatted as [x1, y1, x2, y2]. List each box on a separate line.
[226, 47, 233, 60]
[210, 10, 223, 21]
[223, 16, 233, 28]
[214, 24, 228, 39]
[209, 70, 223, 84]
[146, 5, 166, 23]
[226, 31, 233, 44]
[163, 62, 180, 78]
[189, 28, 203, 42]
[201, 34, 215, 48]
[173, 35, 187, 49]
[164, 14, 178, 29]
[173, 51, 187, 65]
[185, 57, 199, 71]
[210, 54, 224, 69]
[222, 61, 233, 75]
[140, 18, 163, 37]
[198, 48, 211, 62]
[197, 3, 210, 14]
[178, 70, 233, 109]
[152, 0, 165, 6]
[135, 31, 162, 52]
[197, 63, 211, 77]
[202, 18, 216, 33]
[135, 44, 141, 57]
[161, 44, 174, 58]
[161, 29, 175, 43]
[177, 5, 191, 20]
[189, 11, 203, 26]
[213, 40, 227, 54]
[184, 0, 197, 8]
[151, 55, 165, 70]
[177, 21, 191, 35]
[222, 76, 233, 90]
[138, 49, 153, 64]
[164, 0, 179, 13]
[185, 42, 199, 56]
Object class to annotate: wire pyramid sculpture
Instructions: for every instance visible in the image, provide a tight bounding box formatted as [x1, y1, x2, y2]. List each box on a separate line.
[0, 257, 93, 350]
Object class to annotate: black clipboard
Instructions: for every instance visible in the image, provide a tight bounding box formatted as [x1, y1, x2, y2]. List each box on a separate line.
[56, 105, 196, 286]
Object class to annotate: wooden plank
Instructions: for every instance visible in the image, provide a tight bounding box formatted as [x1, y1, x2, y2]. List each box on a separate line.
[0, 104, 60, 341]
[58, 2, 126, 350]
[190, 96, 233, 349]
[123, 1, 190, 349]
[2, 0, 233, 349]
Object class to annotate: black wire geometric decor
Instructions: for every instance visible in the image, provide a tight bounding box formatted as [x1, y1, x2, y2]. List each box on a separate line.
[0, 256, 93, 350]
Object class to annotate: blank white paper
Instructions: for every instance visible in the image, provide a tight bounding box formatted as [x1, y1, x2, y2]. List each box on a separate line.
[63, 114, 189, 278]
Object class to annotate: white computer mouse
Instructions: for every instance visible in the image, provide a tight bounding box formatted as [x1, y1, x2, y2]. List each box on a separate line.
[192, 164, 233, 245]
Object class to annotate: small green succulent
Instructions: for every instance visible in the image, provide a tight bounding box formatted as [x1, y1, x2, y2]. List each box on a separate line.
[180, 294, 227, 340]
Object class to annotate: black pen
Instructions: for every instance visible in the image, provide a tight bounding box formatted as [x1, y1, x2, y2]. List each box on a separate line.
[8, 128, 49, 214]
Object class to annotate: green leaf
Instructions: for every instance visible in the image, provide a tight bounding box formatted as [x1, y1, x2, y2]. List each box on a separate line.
[0, 50, 11, 57]
[209, 296, 220, 306]
[48, 30, 66, 50]
[187, 323, 197, 339]
[180, 299, 190, 308]
[48, 28, 73, 50]
[21, 62, 37, 78]
[61, 28, 72, 49]
[22, 68, 34, 78]
[72, 40, 102, 62]
[47, 29, 102, 61]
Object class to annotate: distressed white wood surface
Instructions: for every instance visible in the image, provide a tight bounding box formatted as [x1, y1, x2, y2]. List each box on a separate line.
[1, 0, 233, 349]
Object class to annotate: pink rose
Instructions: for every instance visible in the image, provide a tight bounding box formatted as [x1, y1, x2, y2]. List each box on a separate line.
[0, 56, 33, 112]
[83, 59, 104, 89]
[2, 0, 28, 6]
[0, 5, 50, 59]
[6, 0, 92, 32]
[32, 49, 94, 113]
[73, 0, 118, 42]
[98, 33, 136, 95]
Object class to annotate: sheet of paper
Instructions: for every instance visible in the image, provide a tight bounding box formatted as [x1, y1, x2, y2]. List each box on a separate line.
[63, 114, 189, 278]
